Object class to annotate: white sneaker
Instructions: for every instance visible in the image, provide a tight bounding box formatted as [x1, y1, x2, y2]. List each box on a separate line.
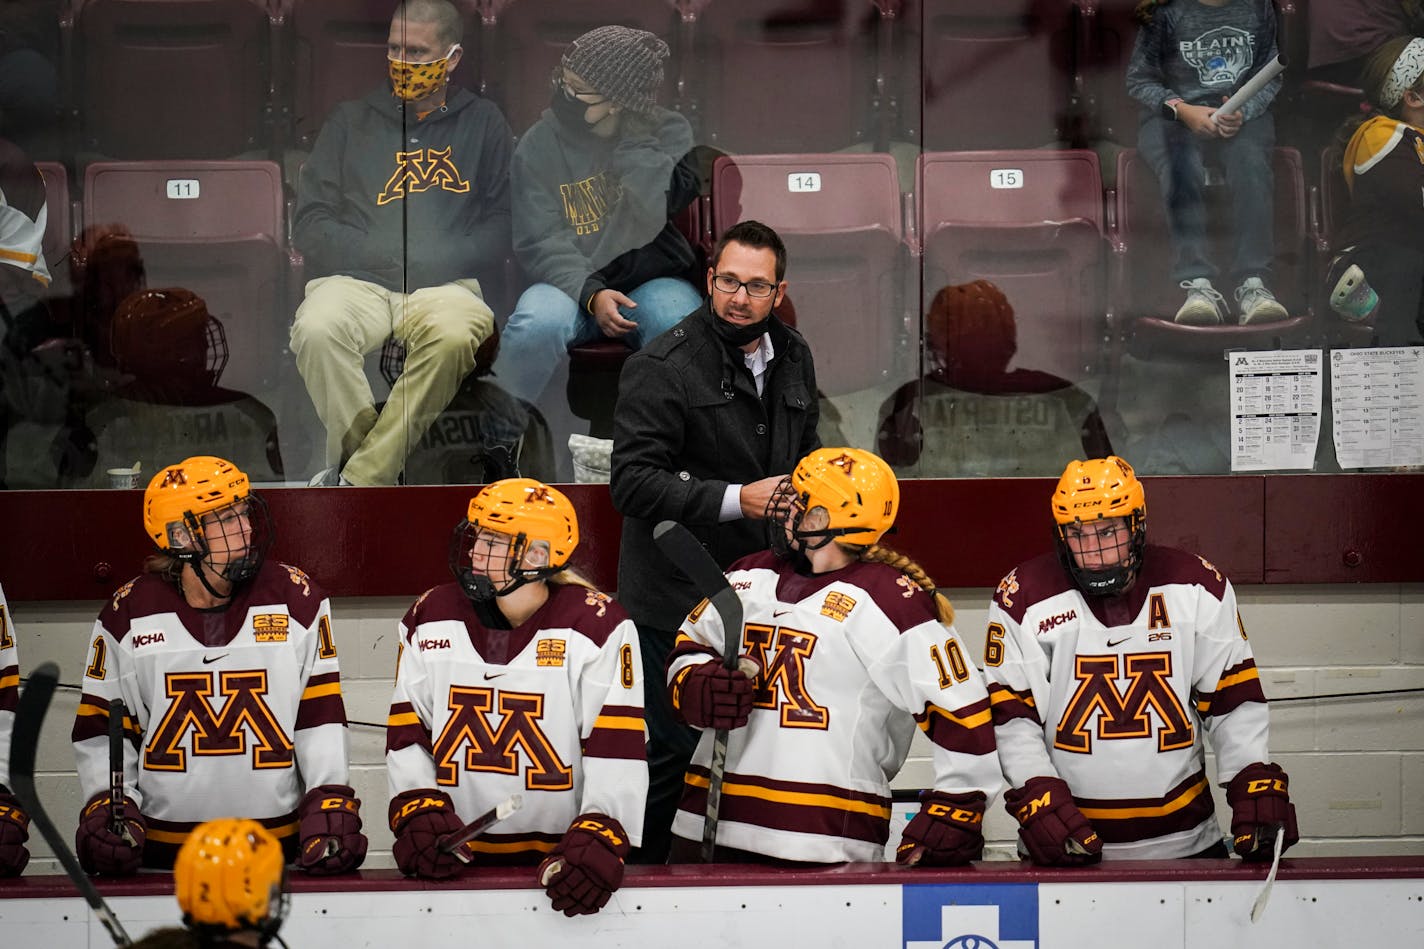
[1174, 278, 1226, 325]
[1329, 263, 1379, 323]
[1235, 277, 1289, 325]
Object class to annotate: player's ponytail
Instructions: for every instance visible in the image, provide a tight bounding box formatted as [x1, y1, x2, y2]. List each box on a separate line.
[1133, 0, 1172, 25]
[548, 567, 598, 592]
[858, 544, 956, 626]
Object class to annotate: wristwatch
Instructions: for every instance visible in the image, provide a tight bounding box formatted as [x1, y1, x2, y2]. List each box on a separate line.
[1161, 99, 1181, 121]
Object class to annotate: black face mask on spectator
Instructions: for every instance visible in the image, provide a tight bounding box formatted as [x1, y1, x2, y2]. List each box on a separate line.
[549, 86, 600, 133]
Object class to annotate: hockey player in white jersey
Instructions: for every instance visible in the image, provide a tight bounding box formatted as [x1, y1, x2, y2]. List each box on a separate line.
[386, 479, 646, 916]
[0, 582, 31, 876]
[984, 455, 1298, 864]
[70, 455, 367, 875]
[667, 447, 1002, 864]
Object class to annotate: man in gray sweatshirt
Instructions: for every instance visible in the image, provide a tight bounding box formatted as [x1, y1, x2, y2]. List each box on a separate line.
[291, 0, 512, 486]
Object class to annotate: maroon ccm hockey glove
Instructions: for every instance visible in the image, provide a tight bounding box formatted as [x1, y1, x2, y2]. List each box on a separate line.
[1226, 762, 1299, 861]
[0, 788, 30, 876]
[896, 790, 987, 867]
[75, 791, 145, 876]
[1004, 776, 1102, 867]
[296, 784, 367, 875]
[538, 814, 630, 917]
[389, 789, 465, 880]
[672, 657, 760, 730]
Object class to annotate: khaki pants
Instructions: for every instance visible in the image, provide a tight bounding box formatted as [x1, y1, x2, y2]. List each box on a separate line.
[290, 275, 495, 486]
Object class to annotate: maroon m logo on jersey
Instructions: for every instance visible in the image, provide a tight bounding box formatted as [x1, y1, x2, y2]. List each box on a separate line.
[145, 670, 294, 771]
[744, 623, 829, 729]
[433, 687, 572, 790]
[1053, 652, 1194, 754]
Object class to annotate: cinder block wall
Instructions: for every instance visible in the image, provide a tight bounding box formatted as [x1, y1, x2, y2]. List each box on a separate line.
[8, 584, 1422, 873]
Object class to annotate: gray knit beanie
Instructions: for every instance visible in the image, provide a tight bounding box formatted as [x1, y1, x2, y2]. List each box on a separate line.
[561, 25, 669, 115]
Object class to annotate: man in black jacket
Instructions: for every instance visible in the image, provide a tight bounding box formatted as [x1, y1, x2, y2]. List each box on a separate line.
[611, 220, 820, 861]
[290, 0, 512, 486]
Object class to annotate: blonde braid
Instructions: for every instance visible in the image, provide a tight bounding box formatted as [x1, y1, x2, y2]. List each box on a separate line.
[859, 544, 956, 626]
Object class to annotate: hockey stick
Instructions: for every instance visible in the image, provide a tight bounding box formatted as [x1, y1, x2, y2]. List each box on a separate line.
[653, 519, 744, 863]
[438, 793, 523, 865]
[9, 663, 133, 947]
[107, 699, 135, 846]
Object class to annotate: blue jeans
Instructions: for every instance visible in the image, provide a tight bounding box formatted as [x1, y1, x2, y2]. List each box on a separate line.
[1137, 111, 1276, 286]
[491, 277, 703, 404]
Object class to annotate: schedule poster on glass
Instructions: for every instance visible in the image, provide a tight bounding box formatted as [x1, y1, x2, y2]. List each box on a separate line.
[1330, 347, 1424, 470]
[1229, 350, 1323, 471]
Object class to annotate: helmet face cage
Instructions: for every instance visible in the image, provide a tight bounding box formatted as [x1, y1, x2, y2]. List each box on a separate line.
[1051, 456, 1147, 596]
[178, 493, 273, 587]
[1053, 512, 1146, 596]
[449, 521, 550, 601]
[775, 448, 898, 555]
[765, 476, 815, 558]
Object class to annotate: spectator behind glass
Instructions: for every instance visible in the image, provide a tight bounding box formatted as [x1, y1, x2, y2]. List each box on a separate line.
[488, 25, 703, 414]
[876, 280, 1113, 476]
[59, 288, 286, 487]
[610, 220, 820, 863]
[290, 0, 512, 487]
[1326, 36, 1424, 345]
[1127, 0, 1290, 327]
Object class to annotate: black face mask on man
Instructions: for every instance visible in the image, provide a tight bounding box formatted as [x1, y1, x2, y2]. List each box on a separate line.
[711, 309, 774, 347]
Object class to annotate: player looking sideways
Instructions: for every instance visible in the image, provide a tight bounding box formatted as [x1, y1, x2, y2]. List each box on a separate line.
[666, 447, 1002, 864]
[70, 456, 366, 875]
[984, 455, 1298, 864]
[385, 479, 646, 916]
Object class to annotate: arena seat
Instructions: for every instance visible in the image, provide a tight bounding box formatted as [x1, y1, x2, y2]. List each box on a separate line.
[82, 160, 295, 394]
[479, 0, 678, 140]
[34, 161, 72, 269]
[689, 0, 875, 153]
[1109, 145, 1313, 360]
[712, 151, 906, 395]
[72, 0, 274, 159]
[919, 0, 1079, 150]
[917, 149, 1107, 383]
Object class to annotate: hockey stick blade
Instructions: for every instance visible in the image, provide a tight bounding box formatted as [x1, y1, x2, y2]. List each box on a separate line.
[438, 793, 523, 865]
[653, 520, 745, 862]
[653, 521, 743, 672]
[10, 663, 133, 947]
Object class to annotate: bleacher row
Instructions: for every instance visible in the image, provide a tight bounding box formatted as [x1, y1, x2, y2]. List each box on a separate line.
[47, 1, 1344, 161]
[37, 141, 1361, 412]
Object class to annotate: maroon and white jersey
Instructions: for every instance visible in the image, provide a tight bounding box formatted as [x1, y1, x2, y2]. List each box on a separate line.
[71, 562, 350, 865]
[984, 545, 1272, 858]
[0, 583, 18, 789]
[386, 582, 646, 862]
[668, 551, 1002, 863]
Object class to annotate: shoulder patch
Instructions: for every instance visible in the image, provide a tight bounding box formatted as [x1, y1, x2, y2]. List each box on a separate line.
[994, 553, 1075, 623]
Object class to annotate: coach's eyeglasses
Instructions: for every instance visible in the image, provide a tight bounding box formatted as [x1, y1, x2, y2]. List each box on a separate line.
[711, 274, 778, 298]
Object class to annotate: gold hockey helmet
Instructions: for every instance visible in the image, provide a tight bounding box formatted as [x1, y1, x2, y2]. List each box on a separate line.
[174, 818, 287, 940]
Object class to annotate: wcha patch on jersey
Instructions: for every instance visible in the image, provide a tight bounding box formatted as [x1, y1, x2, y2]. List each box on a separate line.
[536, 638, 567, 667]
[1037, 609, 1076, 635]
[131, 631, 166, 649]
[820, 591, 857, 622]
[418, 637, 451, 652]
[253, 613, 289, 642]
[902, 882, 1038, 949]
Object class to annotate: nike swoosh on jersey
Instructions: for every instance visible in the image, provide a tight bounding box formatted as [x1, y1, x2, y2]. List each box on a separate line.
[772, 610, 793, 617]
[1105, 637, 1132, 648]
[201, 654, 229, 664]
[483, 671, 507, 680]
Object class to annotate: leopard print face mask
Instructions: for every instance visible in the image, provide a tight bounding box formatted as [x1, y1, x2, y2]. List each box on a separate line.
[389, 45, 458, 101]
